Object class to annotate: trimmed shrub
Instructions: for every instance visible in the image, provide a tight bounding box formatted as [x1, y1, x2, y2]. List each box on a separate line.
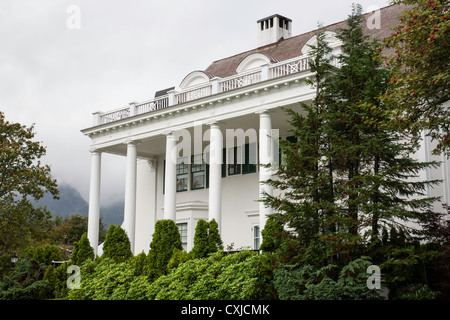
[70, 232, 94, 266]
[102, 225, 132, 263]
[144, 220, 182, 281]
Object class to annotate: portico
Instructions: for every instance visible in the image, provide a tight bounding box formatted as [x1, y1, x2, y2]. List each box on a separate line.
[83, 6, 426, 255]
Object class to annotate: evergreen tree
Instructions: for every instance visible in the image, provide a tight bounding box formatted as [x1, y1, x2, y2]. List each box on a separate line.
[262, 25, 336, 265]
[263, 5, 440, 265]
[70, 232, 94, 265]
[191, 219, 223, 259]
[208, 219, 223, 253]
[145, 220, 182, 281]
[102, 225, 132, 262]
[260, 215, 286, 253]
[192, 219, 210, 259]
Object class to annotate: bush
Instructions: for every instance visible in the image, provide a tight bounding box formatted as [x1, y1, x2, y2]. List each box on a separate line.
[147, 251, 276, 300]
[67, 258, 144, 300]
[0, 259, 50, 300]
[394, 283, 440, 300]
[70, 232, 94, 266]
[273, 256, 383, 300]
[22, 245, 63, 266]
[144, 220, 182, 281]
[102, 225, 132, 263]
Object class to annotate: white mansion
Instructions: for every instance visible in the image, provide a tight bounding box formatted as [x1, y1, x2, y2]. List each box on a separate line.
[82, 5, 450, 256]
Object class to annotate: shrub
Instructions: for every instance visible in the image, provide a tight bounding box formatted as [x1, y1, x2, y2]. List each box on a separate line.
[144, 220, 182, 281]
[147, 251, 276, 300]
[70, 232, 94, 266]
[394, 283, 440, 300]
[67, 258, 143, 300]
[0, 259, 50, 300]
[102, 225, 132, 263]
[273, 256, 383, 300]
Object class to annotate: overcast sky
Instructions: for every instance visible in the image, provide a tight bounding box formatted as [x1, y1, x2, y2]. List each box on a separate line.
[1, 0, 391, 206]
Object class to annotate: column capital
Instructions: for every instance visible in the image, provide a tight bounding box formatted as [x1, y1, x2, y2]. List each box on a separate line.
[124, 139, 140, 146]
[89, 147, 102, 154]
[255, 109, 272, 116]
[206, 120, 221, 127]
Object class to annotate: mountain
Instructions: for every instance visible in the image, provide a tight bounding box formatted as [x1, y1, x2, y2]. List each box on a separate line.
[35, 184, 124, 228]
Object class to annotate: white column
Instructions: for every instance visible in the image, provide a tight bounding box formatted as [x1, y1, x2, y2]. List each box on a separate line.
[259, 111, 274, 237]
[87, 150, 101, 256]
[123, 141, 138, 254]
[164, 133, 177, 221]
[209, 123, 223, 231]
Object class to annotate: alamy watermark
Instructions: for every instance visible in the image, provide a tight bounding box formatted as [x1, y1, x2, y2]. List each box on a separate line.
[366, 5, 381, 30]
[66, 5, 81, 30]
[366, 265, 381, 290]
[165, 121, 280, 175]
[67, 265, 81, 289]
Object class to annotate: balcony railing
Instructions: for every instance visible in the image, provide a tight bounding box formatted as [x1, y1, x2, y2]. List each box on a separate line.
[94, 54, 320, 126]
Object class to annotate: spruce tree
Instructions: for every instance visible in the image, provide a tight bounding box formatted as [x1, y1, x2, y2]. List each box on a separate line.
[262, 5, 440, 265]
[262, 25, 335, 265]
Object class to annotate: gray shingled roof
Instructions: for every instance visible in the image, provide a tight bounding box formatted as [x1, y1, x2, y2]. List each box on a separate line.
[204, 4, 406, 78]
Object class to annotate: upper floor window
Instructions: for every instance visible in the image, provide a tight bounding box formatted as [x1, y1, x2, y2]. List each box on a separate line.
[176, 157, 188, 192]
[191, 154, 206, 190]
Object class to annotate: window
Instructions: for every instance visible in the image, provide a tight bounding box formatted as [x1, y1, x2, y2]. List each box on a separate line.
[191, 154, 206, 190]
[176, 157, 188, 192]
[177, 223, 188, 251]
[254, 226, 261, 250]
[242, 143, 257, 174]
[228, 146, 241, 175]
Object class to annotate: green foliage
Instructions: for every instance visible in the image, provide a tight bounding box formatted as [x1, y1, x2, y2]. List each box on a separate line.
[144, 219, 182, 281]
[208, 219, 223, 252]
[260, 215, 287, 253]
[102, 225, 132, 263]
[22, 244, 63, 266]
[273, 256, 382, 300]
[68, 258, 147, 300]
[191, 219, 223, 259]
[191, 219, 210, 259]
[42, 264, 58, 299]
[0, 112, 59, 272]
[384, 0, 450, 155]
[167, 248, 190, 271]
[0, 259, 50, 300]
[70, 232, 94, 266]
[147, 251, 276, 300]
[394, 283, 440, 300]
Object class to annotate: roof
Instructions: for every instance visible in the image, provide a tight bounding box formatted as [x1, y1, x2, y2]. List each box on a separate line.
[204, 4, 406, 79]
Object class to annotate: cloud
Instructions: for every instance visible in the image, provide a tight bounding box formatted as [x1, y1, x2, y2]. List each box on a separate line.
[0, 0, 390, 205]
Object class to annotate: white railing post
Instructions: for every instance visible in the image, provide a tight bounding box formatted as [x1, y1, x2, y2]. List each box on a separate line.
[168, 89, 176, 106]
[129, 102, 138, 117]
[211, 77, 220, 94]
[92, 111, 102, 126]
[261, 64, 270, 81]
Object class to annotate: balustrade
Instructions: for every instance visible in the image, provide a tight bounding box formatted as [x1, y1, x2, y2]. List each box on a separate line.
[94, 55, 316, 125]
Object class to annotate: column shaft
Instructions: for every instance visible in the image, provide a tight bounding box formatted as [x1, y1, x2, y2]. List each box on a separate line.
[259, 112, 274, 237]
[123, 142, 137, 254]
[209, 123, 222, 231]
[164, 133, 177, 221]
[87, 151, 101, 256]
